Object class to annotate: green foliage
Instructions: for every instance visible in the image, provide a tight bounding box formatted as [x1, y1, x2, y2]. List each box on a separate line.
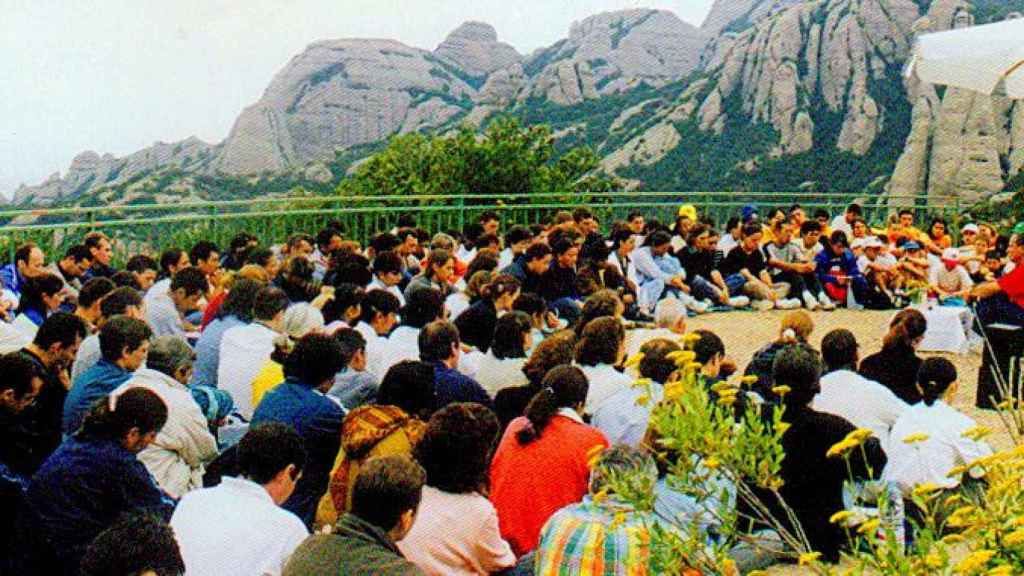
[336, 117, 619, 205]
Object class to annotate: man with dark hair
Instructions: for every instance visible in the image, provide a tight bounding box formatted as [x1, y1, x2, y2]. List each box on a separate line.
[71, 286, 145, 382]
[479, 210, 501, 237]
[829, 203, 862, 240]
[171, 422, 309, 576]
[327, 327, 377, 409]
[0, 352, 45, 485]
[63, 316, 152, 436]
[720, 222, 783, 311]
[125, 254, 159, 292]
[540, 237, 582, 322]
[377, 287, 444, 378]
[498, 225, 533, 270]
[0, 242, 46, 302]
[284, 454, 426, 576]
[189, 241, 221, 279]
[811, 329, 907, 448]
[252, 334, 347, 527]
[314, 227, 344, 278]
[81, 232, 116, 281]
[219, 286, 289, 418]
[369, 250, 406, 306]
[46, 245, 93, 306]
[80, 513, 185, 576]
[395, 228, 422, 276]
[418, 320, 490, 410]
[815, 230, 875, 309]
[572, 207, 599, 237]
[15, 312, 88, 469]
[352, 289, 400, 386]
[973, 232, 1024, 327]
[502, 242, 551, 296]
[146, 266, 208, 338]
[222, 232, 258, 272]
[74, 277, 116, 329]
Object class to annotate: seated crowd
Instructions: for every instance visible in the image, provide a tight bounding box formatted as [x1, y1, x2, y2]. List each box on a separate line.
[0, 203, 1016, 575]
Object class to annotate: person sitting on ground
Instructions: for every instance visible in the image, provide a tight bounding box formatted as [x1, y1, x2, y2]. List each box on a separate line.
[71, 277, 115, 330]
[190, 278, 263, 389]
[369, 250, 406, 306]
[324, 328, 375, 409]
[540, 236, 583, 323]
[398, 403, 515, 575]
[535, 445, 667, 575]
[113, 336, 217, 498]
[444, 269, 491, 321]
[498, 225, 533, 271]
[71, 286, 145, 382]
[816, 230, 880, 308]
[475, 311, 532, 399]
[418, 320, 490, 409]
[575, 235, 636, 314]
[632, 230, 709, 314]
[591, 325, 664, 446]
[856, 236, 899, 302]
[743, 311, 814, 401]
[63, 316, 152, 436]
[80, 513, 184, 576]
[350, 288, 400, 382]
[145, 266, 208, 338]
[811, 329, 908, 448]
[126, 254, 159, 293]
[171, 422, 310, 576]
[46, 245, 93, 307]
[12, 273, 67, 338]
[218, 285, 290, 419]
[453, 274, 520, 354]
[251, 303, 326, 409]
[493, 330, 576, 432]
[677, 224, 748, 308]
[764, 220, 825, 310]
[623, 296, 687, 357]
[321, 283, 364, 332]
[322, 360, 435, 527]
[897, 240, 930, 286]
[0, 242, 47, 304]
[971, 230, 1024, 327]
[930, 247, 973, 304]
[574, 316, 631, 417]
[745, 344, 886, 564]
[489, 365, 610, 557]
[926, 217, 952, 253]
[720, 222, 787, 311]
[405, 249, 455, 301]
[377, 288, 445, 379]
[30, 387, 172, 574]
[251, 333, 347, 528]
[511, 292, 558, 355]
[859, 309, 927, 404]
[501, 243, 551, 299]
[572, 289, 624, 338]
[284, 455, 427, 576]
[883, 358, 993, 499]
[146, 249, 190, 306]
[829, 203, 862, 241]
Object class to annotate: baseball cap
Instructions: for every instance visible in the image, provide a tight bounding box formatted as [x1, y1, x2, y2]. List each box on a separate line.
[677, 204, 697, 221]
[903, 241, 922, 251]
[741, 204, 759, 223]
[864, 237, 884, 249]
[961, 223, 979, 234]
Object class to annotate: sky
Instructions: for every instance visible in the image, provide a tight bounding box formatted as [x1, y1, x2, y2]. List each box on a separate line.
[0, 1, 715, 198]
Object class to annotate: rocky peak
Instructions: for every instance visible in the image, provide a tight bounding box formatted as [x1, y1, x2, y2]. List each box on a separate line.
[701, 0, 803, 36]
[434, 21, 521, 79]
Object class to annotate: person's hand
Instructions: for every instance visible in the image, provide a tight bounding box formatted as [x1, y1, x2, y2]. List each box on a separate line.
[311, 286, 335, 310]
[58, 368, 71, 391]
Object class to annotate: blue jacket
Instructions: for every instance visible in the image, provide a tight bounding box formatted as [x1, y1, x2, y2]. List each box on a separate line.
[433, 363, 492, 410]
[815, 248, 864, 285]
[62, 360, 133, 436]
[0, 264, 25, 298]
[27, 437, 173, 574]
[251, 378, 346, 527]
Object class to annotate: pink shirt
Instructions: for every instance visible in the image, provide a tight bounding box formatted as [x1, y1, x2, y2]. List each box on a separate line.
[398, 486, 516, 575]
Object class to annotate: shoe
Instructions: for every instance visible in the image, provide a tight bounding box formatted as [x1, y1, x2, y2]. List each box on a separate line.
[727, 296, 750, 308]
[752, 300, 775, 312]
[687, 300, 710, 314]
[802, 291, 820, 311]
[776, 298, 801, 310]
[818, 292, 836, 311]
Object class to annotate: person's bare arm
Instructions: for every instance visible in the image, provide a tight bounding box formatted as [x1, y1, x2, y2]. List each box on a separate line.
[971, 281, 1002, 300]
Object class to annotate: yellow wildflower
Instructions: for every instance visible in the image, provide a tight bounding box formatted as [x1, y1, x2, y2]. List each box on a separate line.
[682, 333, 701, 346]
[777, 422, 791, 434]
[944, 493, 963, 507]
[685, 361, 703, 372]
[664, 381, 684, 402]
[924, 551, 944, 569]
[631, 378, 652, 389]
[623, 353, 645, 368]
[844, 428, 873, 444]
[826, 438, 858, 459]
[912, 482, 942, 498]
[667, 350, 697, 365]
[987, 566, 1014, 576]
[902, 432, 930, 444]
[856, 518, 880, 535]
[1004, 529, 1024, 546]
[717, 395, 737, 407]
[710, 381, 734, 393]
[941, 533, 966, 544]
[962, 425, 993, 441]
[797, 552, 821, 566]
[704, 457, 720, 469]
[720, 558, 738, 576]
[954, 550, 996, 574]
[635, 394, 650, 407]
[740, 375, 758, 386]
[771, 385, 791, 397]
[829, 510, 853, 525]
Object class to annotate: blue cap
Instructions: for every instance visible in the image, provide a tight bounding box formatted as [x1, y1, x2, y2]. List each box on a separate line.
[903, 241, 922, 251]
[741, 204, 759, 223]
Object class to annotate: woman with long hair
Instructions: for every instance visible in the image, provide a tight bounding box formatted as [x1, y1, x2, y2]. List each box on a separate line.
[452, 274, 520, 353]
[574, 316, 630, 416]
[405, 249, 456, 301]
[13, 273, 65, 334]
[859, 308, 927, 404]
[399, 403, 515, 575]
[493, 330, 576, 431]
[475, 312, 532, 398]
[489, 365, 609, 556]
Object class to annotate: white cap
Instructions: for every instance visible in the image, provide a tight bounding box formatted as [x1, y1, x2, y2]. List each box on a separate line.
[851, 238, 867, 249]
[863, 237, 884, 249]
[942, 247, 960, 261]
[961, 223, 979, 233]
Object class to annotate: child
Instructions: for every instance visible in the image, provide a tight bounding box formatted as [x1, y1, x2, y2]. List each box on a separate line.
[857, 237, 898, 303]
[898, 241, 930, 286]
[883, 358, 992, 498]
[983, 250, 1006, 281]
[930, 248, 973, 304]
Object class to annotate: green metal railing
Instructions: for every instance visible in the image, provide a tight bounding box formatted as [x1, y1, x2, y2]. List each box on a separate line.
[0, 191, 960, 264]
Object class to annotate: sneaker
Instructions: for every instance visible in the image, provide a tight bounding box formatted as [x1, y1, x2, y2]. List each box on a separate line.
[818, 292, 836, 311]
[802, 291, 820, 311]
[776, 298, 801, 310]
[687, 299, 710, 314]
[727, 295, 750, 308]
[752, 300, 775, 312]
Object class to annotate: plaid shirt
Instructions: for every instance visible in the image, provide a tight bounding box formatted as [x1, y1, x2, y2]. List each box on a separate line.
[534, 496, 654, 575]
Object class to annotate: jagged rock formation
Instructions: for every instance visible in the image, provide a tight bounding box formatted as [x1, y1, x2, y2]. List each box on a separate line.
[520, 9, 707, 105]
[433, 22, 521, 79]
[701, 0, 804, 36]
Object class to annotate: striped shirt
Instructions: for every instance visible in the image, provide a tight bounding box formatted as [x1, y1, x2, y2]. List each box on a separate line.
[535, 496, 654, 576]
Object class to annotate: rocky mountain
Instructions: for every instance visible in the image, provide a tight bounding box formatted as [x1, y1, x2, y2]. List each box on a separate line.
[12, 1, 1024, 208]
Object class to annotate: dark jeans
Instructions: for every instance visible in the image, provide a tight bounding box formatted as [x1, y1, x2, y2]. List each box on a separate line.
[977, 292, 1024, 328]
[773, 270, 822, 297]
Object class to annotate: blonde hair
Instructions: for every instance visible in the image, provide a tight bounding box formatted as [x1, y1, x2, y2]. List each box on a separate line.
[778, 310, 814, 344]
[236, 264, 270, 283]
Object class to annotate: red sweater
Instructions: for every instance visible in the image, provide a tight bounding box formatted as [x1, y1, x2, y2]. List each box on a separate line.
[489, 414, 609, 556]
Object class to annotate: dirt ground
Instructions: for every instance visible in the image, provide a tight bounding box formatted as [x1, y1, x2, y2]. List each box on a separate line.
[680, 308, 1004, 574]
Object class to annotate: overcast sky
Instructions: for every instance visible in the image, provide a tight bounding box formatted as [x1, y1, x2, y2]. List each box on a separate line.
[0, 1, 715, 198]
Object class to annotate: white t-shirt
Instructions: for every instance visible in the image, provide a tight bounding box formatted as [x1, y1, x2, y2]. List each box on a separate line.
[218, 323, 277, 418]
[579, 363, 634, 416]
[811, 370, 908, 448]
[171, 476, 308, 576]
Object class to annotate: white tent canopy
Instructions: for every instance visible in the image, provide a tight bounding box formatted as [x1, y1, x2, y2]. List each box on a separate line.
[906, 17, 1024, 99]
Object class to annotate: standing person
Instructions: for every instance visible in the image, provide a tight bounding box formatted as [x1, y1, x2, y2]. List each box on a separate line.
[114, 336, 217, 499]
[29, 387, 172, 575]
[251, 334, 347, 528]
[284, 455, 427, 576]
[63, 316, 152, 436]
[191, 278, 263, 389]
[418, 320, 491, 409]
[489, 365, 609, 556]
[453, 275, 520, 353]
[859, 309, 927, 404]
[883, 358, 993, 498]
[398, 403, 515, 575]
[171, 423, 310, 576]
[218, 286, 289, 419]
[764, 221, 825, 310]
[972, 232, 1024, 327]
[720, 223, 786, 311]
[144, 267, 209, 338]
[812, 329, 908, 448]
